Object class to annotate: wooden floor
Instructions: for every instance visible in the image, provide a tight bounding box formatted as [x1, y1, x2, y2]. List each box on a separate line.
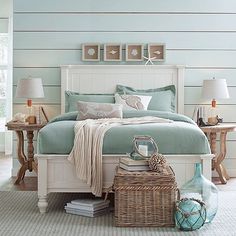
[0, 155, 37, 191]
[0, 154, 236, 192]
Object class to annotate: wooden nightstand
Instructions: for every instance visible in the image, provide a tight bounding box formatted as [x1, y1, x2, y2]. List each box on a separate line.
[6, 122, 45, 184]
[200, 124, 236, 184]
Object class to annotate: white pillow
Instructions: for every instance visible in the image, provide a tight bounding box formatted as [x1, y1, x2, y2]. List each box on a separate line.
[77, 101, 123, 120]
[115, 93, 152, 111]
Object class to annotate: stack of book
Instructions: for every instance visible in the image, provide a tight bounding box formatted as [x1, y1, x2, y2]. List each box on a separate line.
[119, 157, 150, 171]
[65, 198, 110, 217]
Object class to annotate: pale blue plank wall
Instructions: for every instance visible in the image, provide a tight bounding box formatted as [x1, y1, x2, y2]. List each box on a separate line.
[13, 0, 236, 175]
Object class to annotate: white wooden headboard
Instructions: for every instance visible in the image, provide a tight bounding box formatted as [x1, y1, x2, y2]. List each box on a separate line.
[60, 65, 185, 114]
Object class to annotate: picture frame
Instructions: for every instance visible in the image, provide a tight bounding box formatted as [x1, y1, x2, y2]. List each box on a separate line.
[126, 44, 144, 61]
[104, 44, 122, 61]
[148, 44, 166, 61]
[82, 44, 100, 61]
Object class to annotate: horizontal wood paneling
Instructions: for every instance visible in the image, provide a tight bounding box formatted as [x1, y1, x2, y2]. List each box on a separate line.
[13, 50, 236, 67]
[217, 141, 236, 158]
[223, 159, 236, 174]
[185, 68, 236, 86]
[13, 0, 236, 13]
[13, 67, 236, 87]
[0, 18, 8, 33]
[13, 32, 236, 50]
[13, 68, 60, 86]
[166, 51, 236, 68]
[185, 87, 236, 105]
[13, 14, 236, 32]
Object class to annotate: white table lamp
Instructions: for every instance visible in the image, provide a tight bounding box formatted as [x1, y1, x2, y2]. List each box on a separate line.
[15, 77, 44, 123]
[202, 78, 229, 124]
[202, 78, 229, 108]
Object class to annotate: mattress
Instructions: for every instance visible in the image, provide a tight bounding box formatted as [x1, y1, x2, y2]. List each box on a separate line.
[37, 110, 210, 155]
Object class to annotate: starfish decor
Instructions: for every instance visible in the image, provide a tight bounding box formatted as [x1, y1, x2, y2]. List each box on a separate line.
[143, 51, 156, 65]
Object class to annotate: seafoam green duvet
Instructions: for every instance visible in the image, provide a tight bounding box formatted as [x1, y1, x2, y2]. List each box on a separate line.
[37, 110, 210, 155]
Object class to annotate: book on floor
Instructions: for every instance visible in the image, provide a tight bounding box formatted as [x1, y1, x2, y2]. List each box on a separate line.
[71, 198, 108, 206]
[66, 200, 110, 211]
[64, 198, 110, 217]
[65, 206, 110, 217]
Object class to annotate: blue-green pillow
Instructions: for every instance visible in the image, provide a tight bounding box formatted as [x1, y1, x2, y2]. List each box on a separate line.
[65, 91, 115, 112]
[116, 85, 176, 112]
[49, 111, 78, 123]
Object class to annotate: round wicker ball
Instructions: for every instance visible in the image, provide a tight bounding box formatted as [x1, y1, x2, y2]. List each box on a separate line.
[175, 198, 206, 231]
[149, 153, 167, 173]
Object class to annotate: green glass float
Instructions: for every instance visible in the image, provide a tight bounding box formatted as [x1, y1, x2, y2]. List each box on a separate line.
[175, 198, 206, 231]
[180, 163, 218, 223]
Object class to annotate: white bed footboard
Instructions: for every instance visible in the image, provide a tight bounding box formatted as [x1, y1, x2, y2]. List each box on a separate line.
[36, 153, 213, 213]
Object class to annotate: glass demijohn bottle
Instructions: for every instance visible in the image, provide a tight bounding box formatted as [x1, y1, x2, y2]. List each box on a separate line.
[180, 163, 218, 223]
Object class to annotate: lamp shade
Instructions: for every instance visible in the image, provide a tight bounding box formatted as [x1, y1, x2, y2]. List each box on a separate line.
[15, 77, 44, 99]
[202, 79, 229, 100]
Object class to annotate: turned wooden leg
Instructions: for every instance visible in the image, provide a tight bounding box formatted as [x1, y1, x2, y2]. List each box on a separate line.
[32, 161, 38, 174]
[222, 165, 230, 180]
[215, 131, 229, 184]
[209, 132, 217, 170]
[15, 165, 28, 184]
[38, 158, 48, 213]
[38, 195, 48, 213]
[27, 130, 34, 172]
[15, 131, 28, 185]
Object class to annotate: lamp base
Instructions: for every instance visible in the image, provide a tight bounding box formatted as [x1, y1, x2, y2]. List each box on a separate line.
[26, 115, 37, 124]
[208, 116, 218, 126]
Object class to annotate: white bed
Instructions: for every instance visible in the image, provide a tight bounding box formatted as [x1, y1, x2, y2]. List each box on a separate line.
[36, 65, 213, 213]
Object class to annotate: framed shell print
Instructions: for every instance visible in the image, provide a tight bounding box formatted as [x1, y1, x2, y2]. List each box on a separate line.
[126, 44, 143, 61]
[148, 44, 166, 61]
[82, 44, 100, 61]
[104, 44, 122, 61]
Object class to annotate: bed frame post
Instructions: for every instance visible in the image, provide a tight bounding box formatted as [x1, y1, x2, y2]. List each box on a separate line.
[201, 154, 214, 180]
[37, 157, 48, 213]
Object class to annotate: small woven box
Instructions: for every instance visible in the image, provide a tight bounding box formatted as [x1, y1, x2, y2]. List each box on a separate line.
[114, 167, 178, 227]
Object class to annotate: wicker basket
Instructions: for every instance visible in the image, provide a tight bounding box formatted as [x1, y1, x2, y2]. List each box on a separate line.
[114, 167, 178, 227]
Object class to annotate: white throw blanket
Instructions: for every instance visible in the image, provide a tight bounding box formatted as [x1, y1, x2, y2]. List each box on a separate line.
[68, 116, 172, 196]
